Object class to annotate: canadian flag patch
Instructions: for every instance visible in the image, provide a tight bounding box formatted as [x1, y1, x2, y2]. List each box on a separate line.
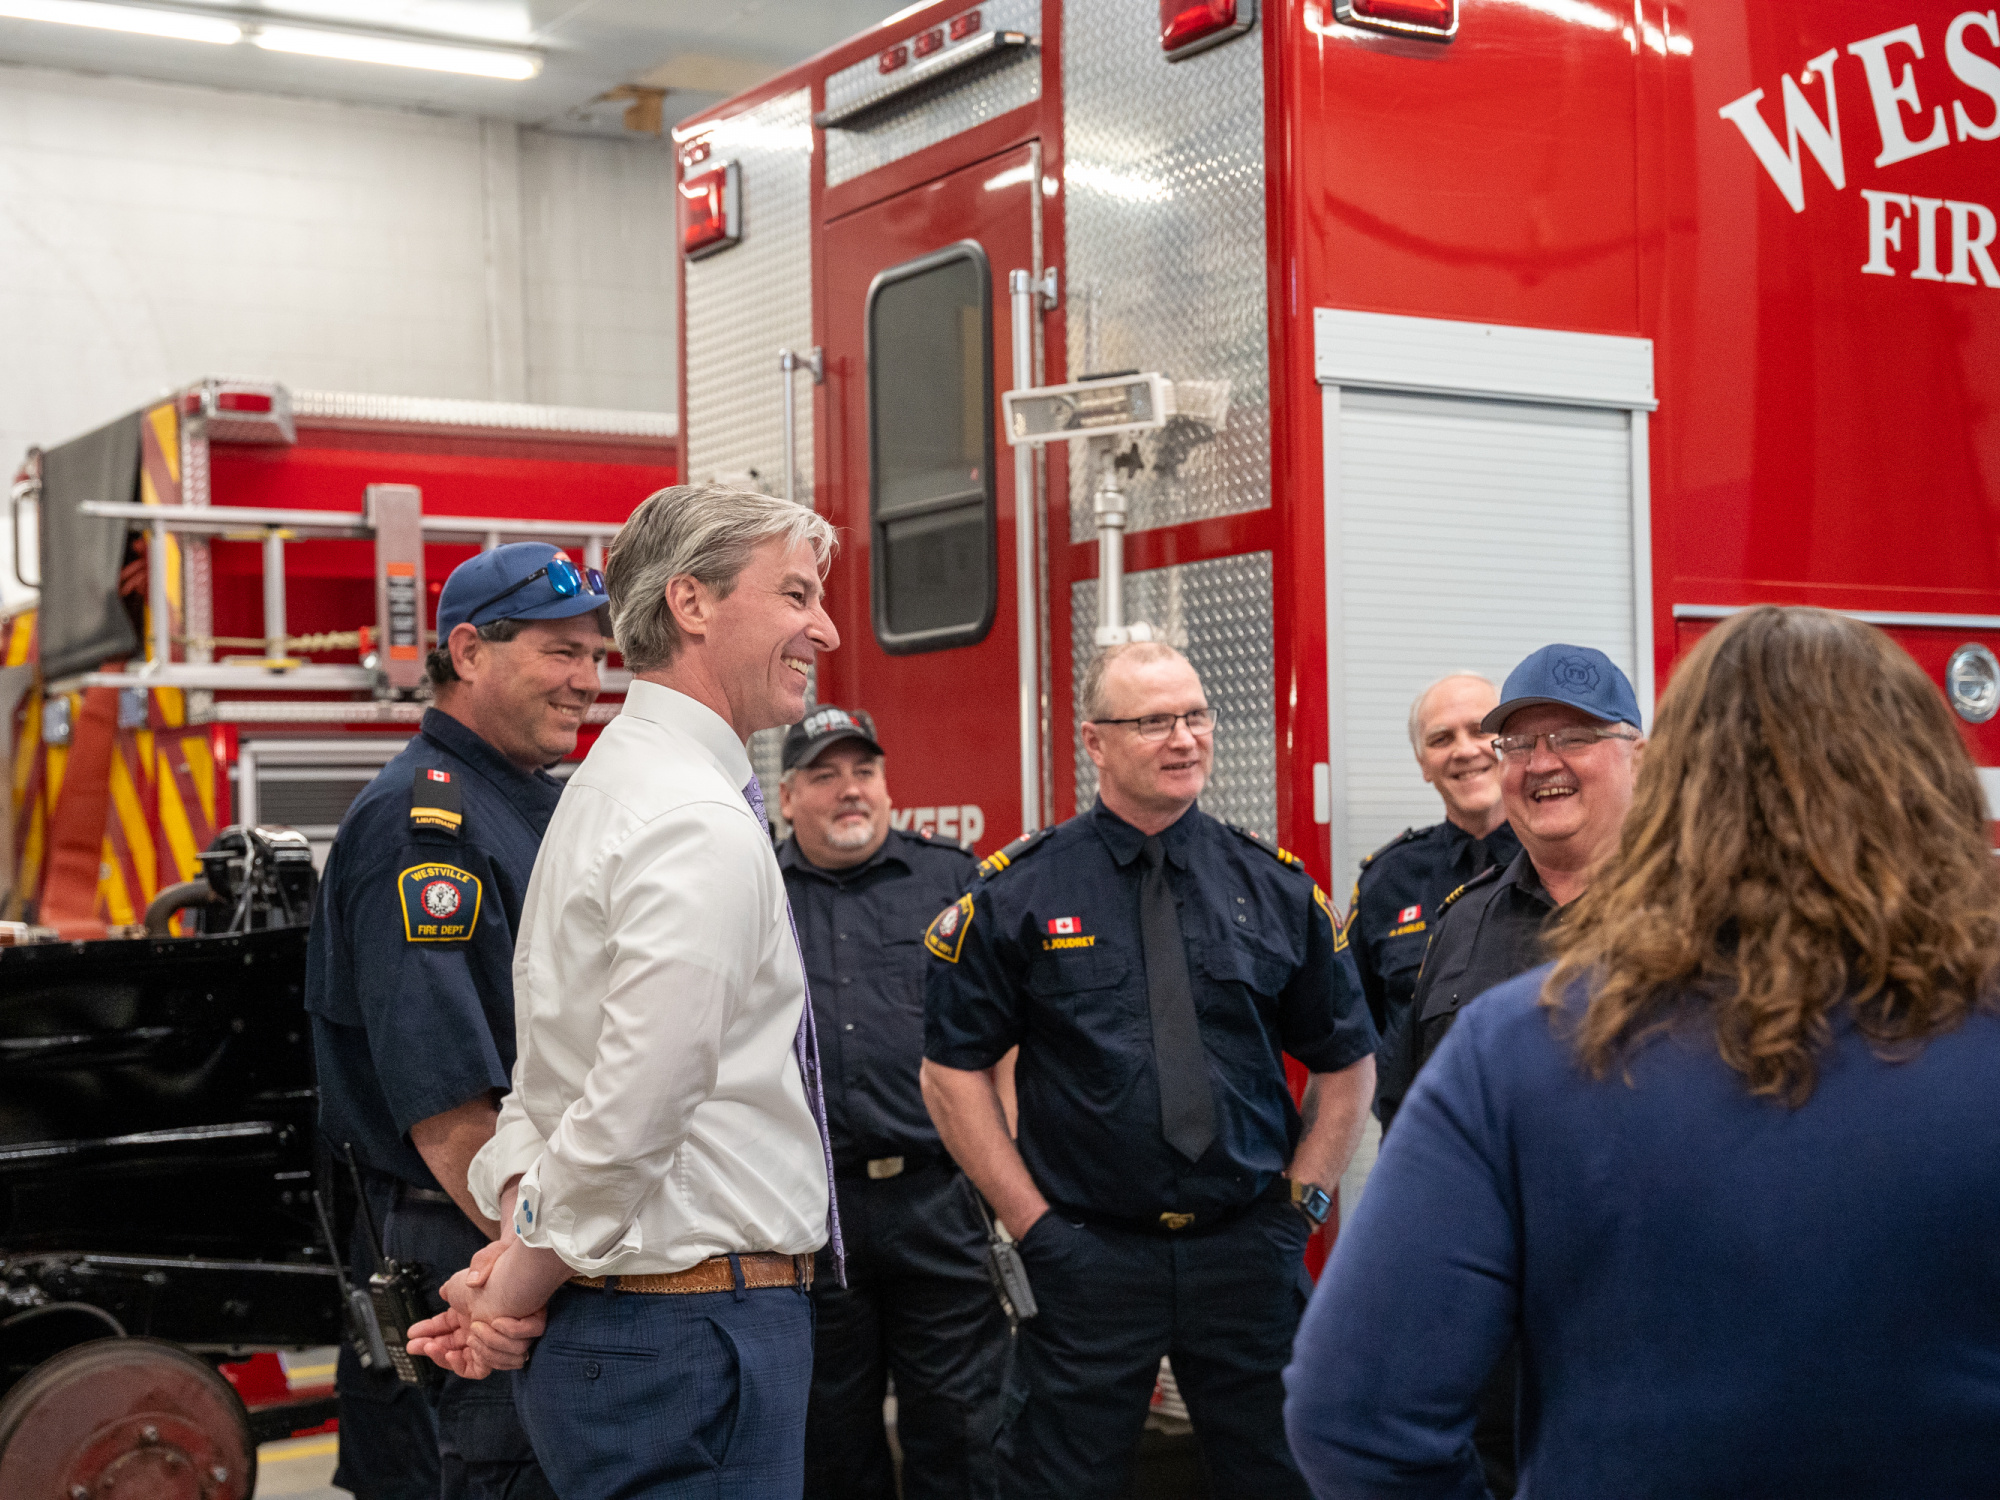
[427, 769, 452, 783]
[1398, 904, 1422, 924]
[1048, 916, 1081, 935]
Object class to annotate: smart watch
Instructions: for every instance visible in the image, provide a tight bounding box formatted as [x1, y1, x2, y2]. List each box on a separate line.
[1290, 1178, 1333, 1226]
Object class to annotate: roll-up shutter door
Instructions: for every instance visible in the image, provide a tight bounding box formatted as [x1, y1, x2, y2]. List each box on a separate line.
[1333, 389, 1638, 887]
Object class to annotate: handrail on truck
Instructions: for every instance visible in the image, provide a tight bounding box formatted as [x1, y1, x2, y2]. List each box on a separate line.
[58, 499, 626, 697]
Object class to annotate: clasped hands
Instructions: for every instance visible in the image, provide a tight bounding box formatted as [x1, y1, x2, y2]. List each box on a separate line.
[406, 1237, 548, 1379]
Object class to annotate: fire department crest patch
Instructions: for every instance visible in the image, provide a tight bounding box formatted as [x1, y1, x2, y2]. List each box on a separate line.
[924, 894, 975, 963]
[398, 862, 482, 943]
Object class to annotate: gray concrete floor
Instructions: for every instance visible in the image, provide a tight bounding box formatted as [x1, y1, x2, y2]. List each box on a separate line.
[254, 1433, 348, 1500]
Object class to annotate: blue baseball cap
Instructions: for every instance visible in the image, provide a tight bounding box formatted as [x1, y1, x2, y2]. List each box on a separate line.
[435, 542, 609, 637]
[1481, 644, 1642, 733]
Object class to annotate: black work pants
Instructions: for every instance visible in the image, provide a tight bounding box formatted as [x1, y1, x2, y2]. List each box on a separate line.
[334, 1178, 557, 1500]
[1000, 1201, 1313, 1500]
[804, 1161, 1011, 1500]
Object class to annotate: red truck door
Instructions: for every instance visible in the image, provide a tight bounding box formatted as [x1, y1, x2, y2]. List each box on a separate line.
[818, 142, 1045, 853]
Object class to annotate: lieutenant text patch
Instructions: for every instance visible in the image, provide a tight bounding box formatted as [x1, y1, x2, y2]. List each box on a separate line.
[398, 862, 482, 942]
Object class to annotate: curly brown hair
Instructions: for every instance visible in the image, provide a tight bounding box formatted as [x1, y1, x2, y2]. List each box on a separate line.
[1543, 606, 2000, 1103]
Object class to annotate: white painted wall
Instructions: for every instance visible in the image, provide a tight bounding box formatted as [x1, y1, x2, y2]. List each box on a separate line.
[0, 62, 677, 607]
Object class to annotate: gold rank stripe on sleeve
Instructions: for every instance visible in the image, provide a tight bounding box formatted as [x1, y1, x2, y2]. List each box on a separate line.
[977, 825, 1054, 880]
[411, 806, 463, 832]
[925, 893, 976, 962]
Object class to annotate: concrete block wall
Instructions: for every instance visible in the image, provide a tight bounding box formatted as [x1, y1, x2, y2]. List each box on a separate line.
[0, 62, 677, 606]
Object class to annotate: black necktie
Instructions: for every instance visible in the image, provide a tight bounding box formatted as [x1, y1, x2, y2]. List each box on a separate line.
[1140, 835, 1215, 1163]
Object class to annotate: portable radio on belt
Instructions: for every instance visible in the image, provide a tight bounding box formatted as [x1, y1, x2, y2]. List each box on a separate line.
[311, 1187, 394, 1376]
[973, 1193, 1038, 1323]
[343, 1146, 444, 1391]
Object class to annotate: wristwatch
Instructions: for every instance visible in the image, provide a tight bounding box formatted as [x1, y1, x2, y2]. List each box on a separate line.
[1289, 1178, 1332, 1227]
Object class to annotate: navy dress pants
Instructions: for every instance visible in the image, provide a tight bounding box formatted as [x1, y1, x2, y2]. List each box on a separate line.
[333, 1180, 557, 1500]
[804, 1163, 1010, 1500]
[1000, 1201, 1314, 1500]
[517, 1277, 816, 1500]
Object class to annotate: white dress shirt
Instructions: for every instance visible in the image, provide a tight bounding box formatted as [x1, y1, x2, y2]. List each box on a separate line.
[468, 679, 829, 1275]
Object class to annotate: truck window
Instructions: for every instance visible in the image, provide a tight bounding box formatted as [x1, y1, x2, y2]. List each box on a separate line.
[867, 242, 996, 653]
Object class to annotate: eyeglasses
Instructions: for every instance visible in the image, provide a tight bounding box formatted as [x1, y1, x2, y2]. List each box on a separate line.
[463, 559, 605, 625]
[1492, 726, 1637, 760]
[1091, 708, 1219, 741]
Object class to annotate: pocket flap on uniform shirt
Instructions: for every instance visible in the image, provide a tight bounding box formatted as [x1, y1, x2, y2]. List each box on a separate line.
[1198, 938, 1291, 994]
[1025, 948, 1128, 994]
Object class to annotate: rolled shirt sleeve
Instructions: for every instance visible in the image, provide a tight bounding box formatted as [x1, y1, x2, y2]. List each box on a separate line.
[468, 1079, 544, 1222]
[512, 801, 801, 1273]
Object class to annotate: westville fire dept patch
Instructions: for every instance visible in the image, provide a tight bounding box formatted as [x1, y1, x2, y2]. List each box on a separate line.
[398, 862, 482, 942]
[924, 893, 975, 963]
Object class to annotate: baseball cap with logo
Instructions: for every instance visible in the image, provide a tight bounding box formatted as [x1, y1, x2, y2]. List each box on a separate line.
[1480, 644, 1642, 733]
[436, 542, 609, 637]
[782, 705, 884, 772]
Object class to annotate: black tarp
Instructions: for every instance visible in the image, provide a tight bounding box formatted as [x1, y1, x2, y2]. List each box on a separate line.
[37, 412, 142, 682]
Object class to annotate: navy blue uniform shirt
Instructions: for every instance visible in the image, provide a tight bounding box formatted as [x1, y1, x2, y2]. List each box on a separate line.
[305, 709, 563, 1188]
[924, 800, 1376, 1224]
[1287, 971, 2000, 1498]
[1348, 819, 1520, 1122]
[779, 826, 975, 1170]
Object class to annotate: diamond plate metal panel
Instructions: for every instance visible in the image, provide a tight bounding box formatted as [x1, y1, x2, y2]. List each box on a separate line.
[1061, 0, 1269, 540]
[684, 89, 816, 503]
[824, 0, 1042, 188]
[1071, 552, 1275, 835]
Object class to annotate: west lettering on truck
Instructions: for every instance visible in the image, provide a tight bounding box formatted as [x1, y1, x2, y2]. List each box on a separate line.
[1717, 13, 2000, 285]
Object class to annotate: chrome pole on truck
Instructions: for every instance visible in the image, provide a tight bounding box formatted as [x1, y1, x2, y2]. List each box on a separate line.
[1007, 267, 1058, 835]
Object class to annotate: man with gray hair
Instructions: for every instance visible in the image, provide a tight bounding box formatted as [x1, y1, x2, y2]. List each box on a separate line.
[1346, 672, 1519, 1132]
[408, 484, 845, 1499]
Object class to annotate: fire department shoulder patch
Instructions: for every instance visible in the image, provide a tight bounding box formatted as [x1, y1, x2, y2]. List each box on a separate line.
[924, 893, 976, 963]
[398, 862, 482, 943]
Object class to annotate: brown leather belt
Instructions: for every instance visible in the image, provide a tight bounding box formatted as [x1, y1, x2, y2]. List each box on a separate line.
[569, 1252, 813, 1296]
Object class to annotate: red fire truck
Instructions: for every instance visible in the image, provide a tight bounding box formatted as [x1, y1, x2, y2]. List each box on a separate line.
[673, 0, 2000, 911]
[0, 384, 675, 1488]
[7, 381, 677, 936]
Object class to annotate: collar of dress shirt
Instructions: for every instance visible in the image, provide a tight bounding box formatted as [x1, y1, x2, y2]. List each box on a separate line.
[1089, 796, 1199, 870]
[777, 829, 912, 883]
[621, 678, 755, 792]
[417, 706, 562, 820]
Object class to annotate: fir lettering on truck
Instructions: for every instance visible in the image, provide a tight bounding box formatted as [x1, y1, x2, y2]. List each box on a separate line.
[1716, 14, 2000, 288]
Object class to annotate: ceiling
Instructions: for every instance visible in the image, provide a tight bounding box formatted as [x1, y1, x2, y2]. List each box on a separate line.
[0, 0, 917, 135]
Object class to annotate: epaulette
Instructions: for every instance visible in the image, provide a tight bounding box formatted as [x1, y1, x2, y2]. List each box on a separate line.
[976, 826, 1056, 879]
[1438, 862, 1504, 913]
[1229, 823, 1346, 948]
[1356, 827, 1420, 873]
[409, 766, 463, 837]
[1224, 822, 1307, 872]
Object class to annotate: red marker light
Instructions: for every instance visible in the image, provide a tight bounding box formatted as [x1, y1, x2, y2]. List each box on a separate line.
[1161, 0, 1255, 60]
[948, 9, 981, 41]
[215, 391, 274, 413]
[913, 26, 945, 57]
[680, 160, 740, 260]
[878, 43, 908, 73]
[1337, 0, 1456, 36]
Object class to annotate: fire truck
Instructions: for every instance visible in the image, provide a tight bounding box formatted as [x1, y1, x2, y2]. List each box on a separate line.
[674, 0, 2000, 944]
[0, 382, 675, 1492]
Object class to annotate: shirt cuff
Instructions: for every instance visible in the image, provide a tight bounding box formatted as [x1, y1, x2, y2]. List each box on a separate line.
[511, 1154, 650, 1275]
[468, 1113, 547, 1221]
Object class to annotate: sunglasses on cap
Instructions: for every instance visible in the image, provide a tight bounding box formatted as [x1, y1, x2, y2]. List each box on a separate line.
[464, 559, 606, 625]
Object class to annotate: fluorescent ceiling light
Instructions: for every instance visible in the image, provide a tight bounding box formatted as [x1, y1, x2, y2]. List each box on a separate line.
[253, 22, 540, 78]
[0, 0, 240, 44]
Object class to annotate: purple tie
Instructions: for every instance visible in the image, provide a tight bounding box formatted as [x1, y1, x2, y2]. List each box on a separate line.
[744, 775, 846, 1286]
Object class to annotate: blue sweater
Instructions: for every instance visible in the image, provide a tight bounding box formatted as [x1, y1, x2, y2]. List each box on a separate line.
[1284, 966, 2000, 1499]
